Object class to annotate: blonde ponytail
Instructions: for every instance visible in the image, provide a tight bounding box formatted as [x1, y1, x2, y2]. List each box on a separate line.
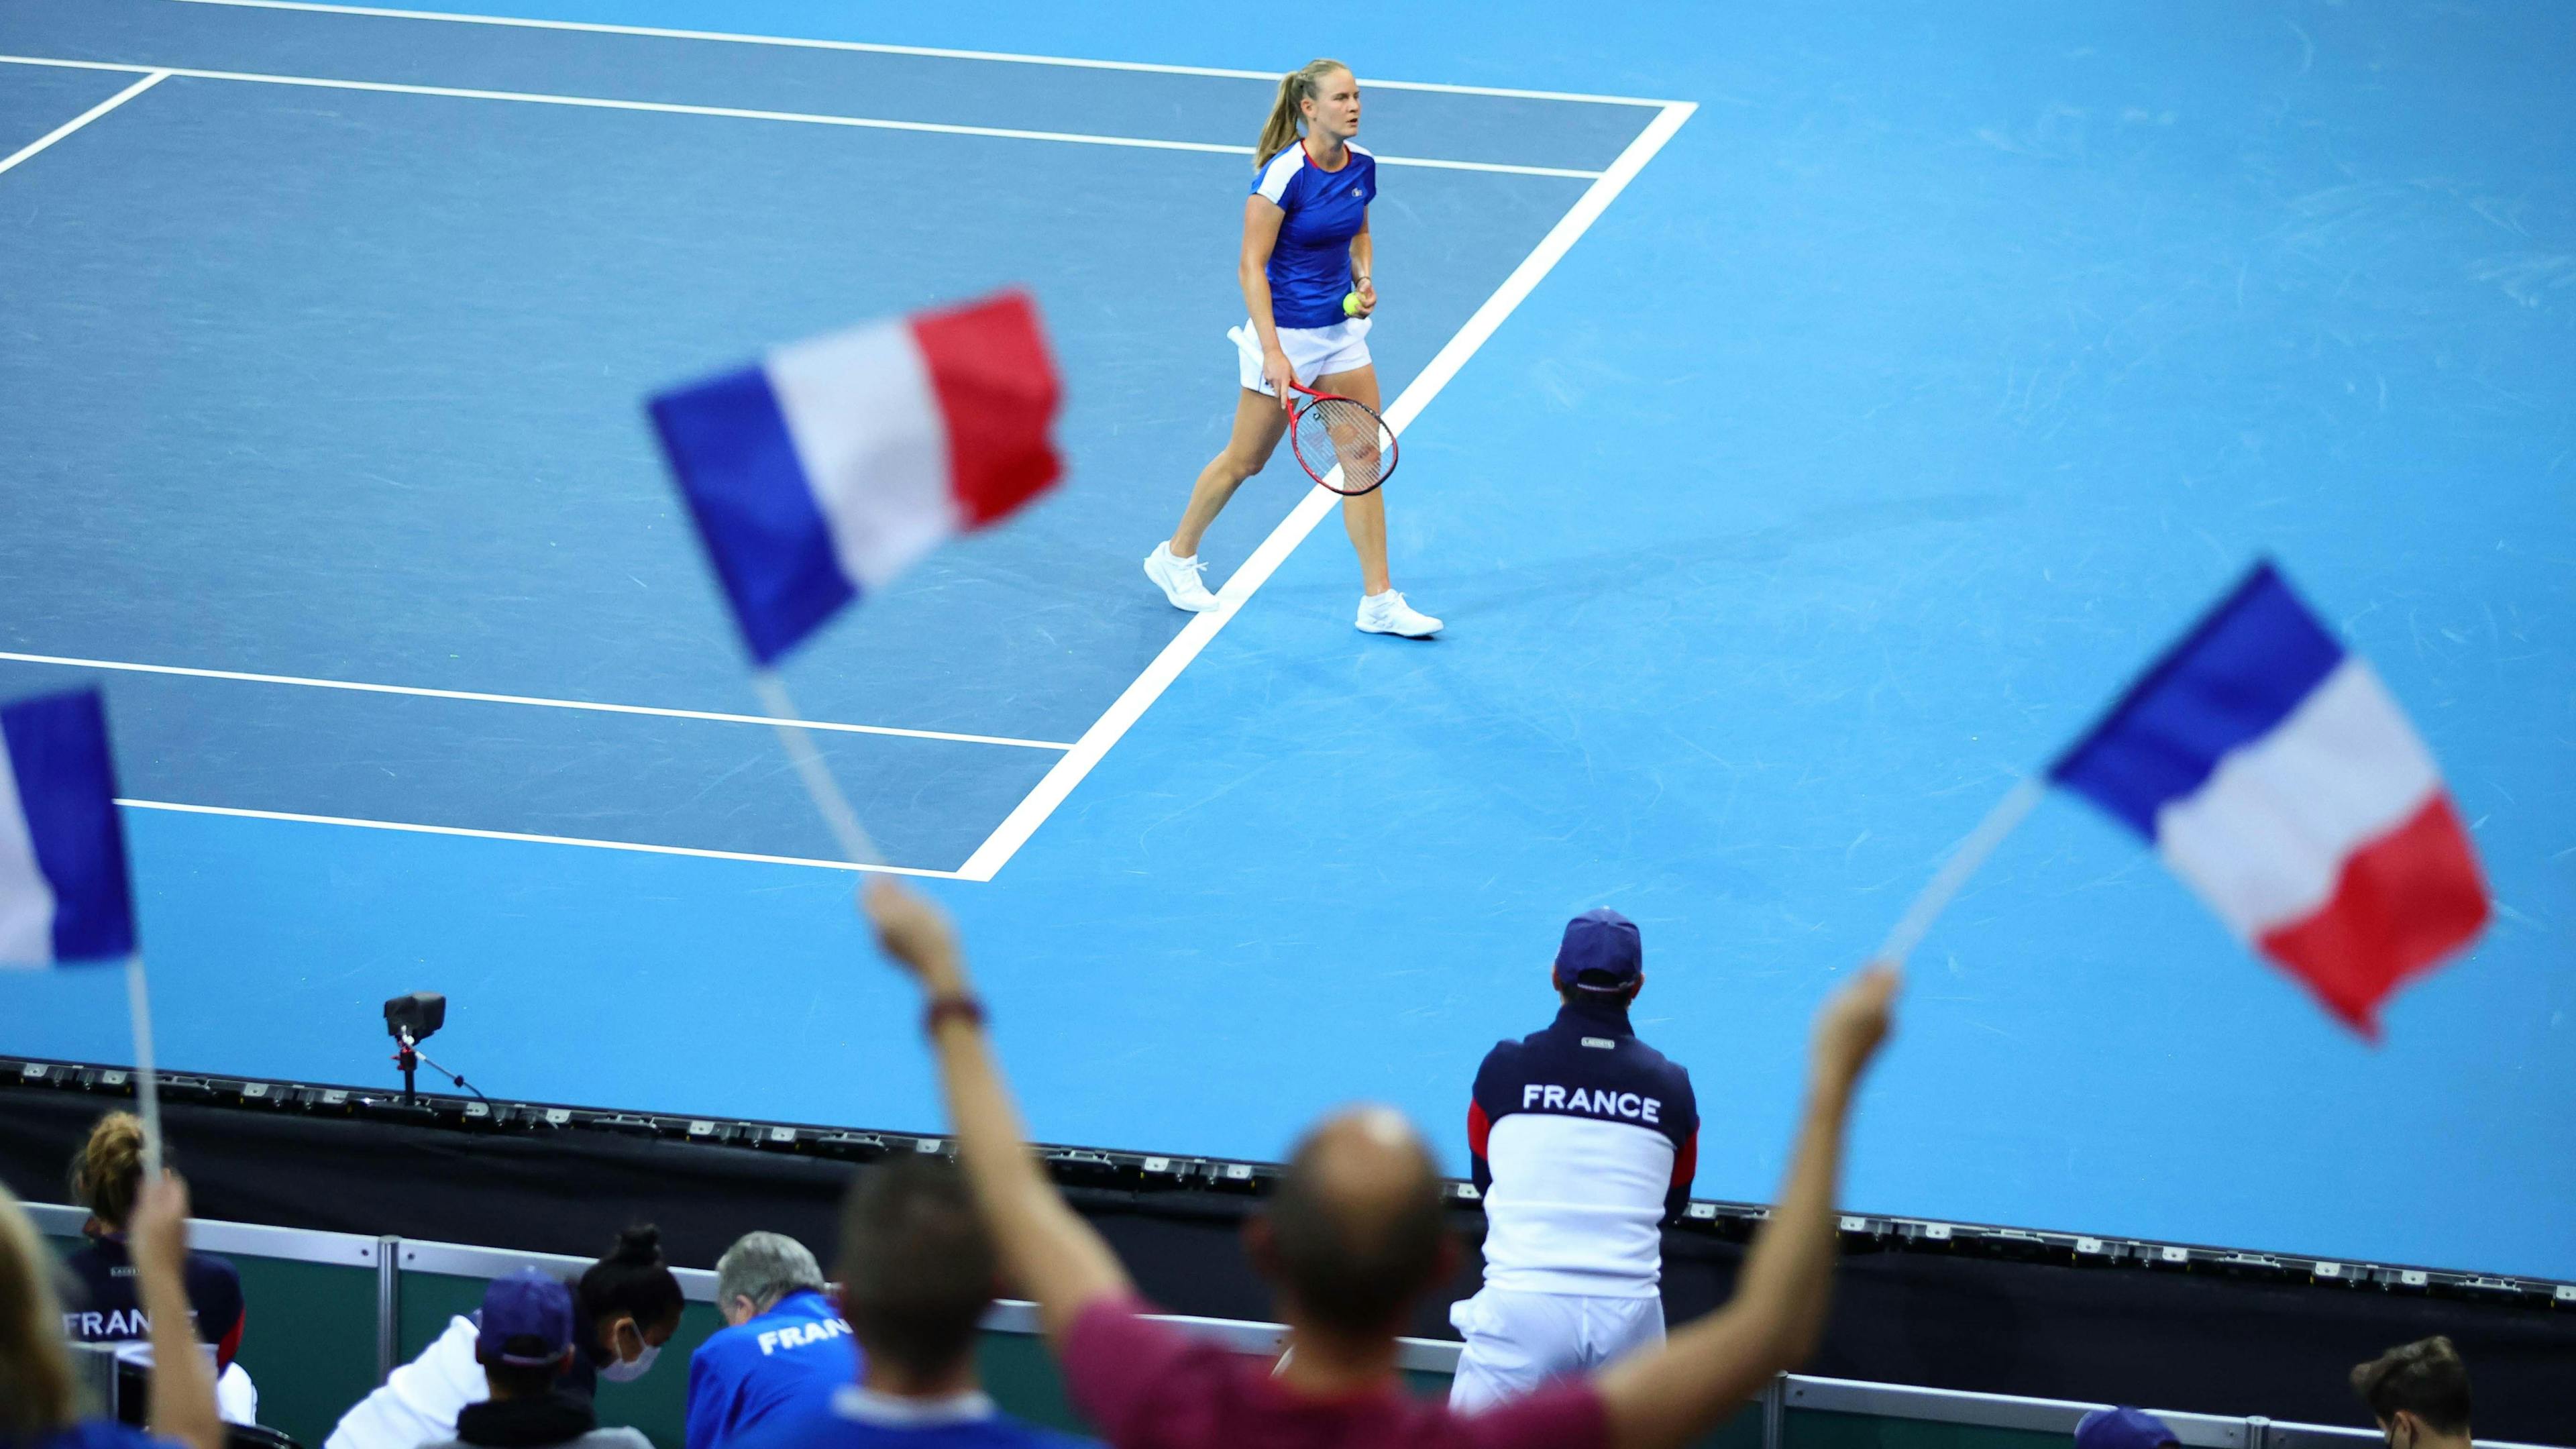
[1, 1180, 83, 1436]
[70, 1110, 148, 1230]
[1254, 58, 1351, 168]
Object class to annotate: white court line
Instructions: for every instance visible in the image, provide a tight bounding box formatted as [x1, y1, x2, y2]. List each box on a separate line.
[167, 0, 1678, 107]
[955, 100, 1701, 882]
[0, 56, 1603, 178]
[0, 651, 1072, 751]
[0, 42, 1679, 878]
[117, 798, 955, 876]
[0, 68, 168, 177]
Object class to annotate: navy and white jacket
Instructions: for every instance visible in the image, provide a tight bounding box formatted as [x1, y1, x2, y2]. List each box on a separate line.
[1468, 996, 1699, 1296]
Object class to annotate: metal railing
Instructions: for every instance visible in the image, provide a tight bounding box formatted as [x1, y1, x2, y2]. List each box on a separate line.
[28, 1203, 2565, 1449]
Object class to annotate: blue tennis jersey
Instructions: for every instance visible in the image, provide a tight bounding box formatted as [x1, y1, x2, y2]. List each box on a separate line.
[1250, 142, 1377, 328]
[728, 1387, 1093, 1449]
[686, 1289, 861, 1449]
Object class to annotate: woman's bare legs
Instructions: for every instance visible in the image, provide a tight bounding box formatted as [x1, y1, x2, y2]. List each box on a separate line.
[1313, 363, 1391, 596]
[1173, 390, 1291, 557]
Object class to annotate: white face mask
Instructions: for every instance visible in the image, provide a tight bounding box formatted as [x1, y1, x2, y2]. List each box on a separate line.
[598, 1322, 659, 1383]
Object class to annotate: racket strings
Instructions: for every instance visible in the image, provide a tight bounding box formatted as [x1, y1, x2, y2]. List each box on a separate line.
[1292, 398, 1395, 495]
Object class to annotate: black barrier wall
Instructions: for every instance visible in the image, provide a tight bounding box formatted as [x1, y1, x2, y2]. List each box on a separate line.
[2, 1083, 2569, 1442]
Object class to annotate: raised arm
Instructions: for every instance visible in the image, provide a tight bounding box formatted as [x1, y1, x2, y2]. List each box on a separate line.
[131, 1175, 225, 1449]
[1595, 967, 1898, 1449]
[860, 881, 1133, 1346]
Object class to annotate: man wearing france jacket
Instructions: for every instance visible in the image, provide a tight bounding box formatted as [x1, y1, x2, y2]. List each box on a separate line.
[1452, 909, 1700, 1412]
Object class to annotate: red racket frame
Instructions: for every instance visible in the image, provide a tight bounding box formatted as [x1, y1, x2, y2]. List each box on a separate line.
[1285, 379, 1398, 498]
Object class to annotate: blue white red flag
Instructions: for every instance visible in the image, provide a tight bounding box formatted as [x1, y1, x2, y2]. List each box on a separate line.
[0, 688, 136, 967]
[2051, 563, 2488, 1036]
[647, 289, 1063, 665]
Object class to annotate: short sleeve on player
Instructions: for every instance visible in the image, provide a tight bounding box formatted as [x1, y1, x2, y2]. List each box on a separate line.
[1252, 148, 1302, 205]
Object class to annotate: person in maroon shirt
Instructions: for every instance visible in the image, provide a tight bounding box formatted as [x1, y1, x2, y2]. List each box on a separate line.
[853, 880, 1899, 1449]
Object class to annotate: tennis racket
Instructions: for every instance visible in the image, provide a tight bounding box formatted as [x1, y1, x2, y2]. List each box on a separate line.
[1285, 380, 1397, 497]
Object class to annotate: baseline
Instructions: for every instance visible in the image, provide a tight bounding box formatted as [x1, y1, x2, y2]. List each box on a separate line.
[166, 0, 1679, 107]
[0, 651, 1073, 751]
[0, 55, 1603, 178]
[956, 101, 1701, 881]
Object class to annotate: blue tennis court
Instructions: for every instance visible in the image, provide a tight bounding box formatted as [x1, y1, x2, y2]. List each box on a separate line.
[3, 0, 2569, 1281]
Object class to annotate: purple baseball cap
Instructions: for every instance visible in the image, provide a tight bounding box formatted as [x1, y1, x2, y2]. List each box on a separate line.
[479, 1268, 574, 1366]
[1552, 908, 1642, 991]
[2076, 1408, 2180, 1449]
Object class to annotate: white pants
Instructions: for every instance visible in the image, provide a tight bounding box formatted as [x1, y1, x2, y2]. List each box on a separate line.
[1447, 1286, 1666, 1413]
[1230, 318, 1373, 396]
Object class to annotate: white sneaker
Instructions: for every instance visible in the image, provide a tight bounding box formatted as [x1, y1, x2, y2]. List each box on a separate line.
[1357, 590, 1442, 637]
[1144, 543, 1220, 612]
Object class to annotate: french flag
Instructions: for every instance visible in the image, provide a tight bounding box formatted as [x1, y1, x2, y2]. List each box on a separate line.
[0, 688, 137, 967]
[648, 290, 1063, 664]
[2051, 563, 2488, 1037]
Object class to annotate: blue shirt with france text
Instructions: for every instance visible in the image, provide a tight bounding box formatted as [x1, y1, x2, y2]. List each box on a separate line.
[686, 1289, 860, 1449]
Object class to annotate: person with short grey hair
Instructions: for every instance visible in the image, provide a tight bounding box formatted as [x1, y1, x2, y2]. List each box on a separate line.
[686, 1232, 855, 1449]
[714, 1233, 826, 1326]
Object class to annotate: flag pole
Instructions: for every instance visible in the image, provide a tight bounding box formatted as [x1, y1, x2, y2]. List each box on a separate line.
[123, 955, 165, 1179]
[750, 672, 886, 869]
[1873, 776, 2049, 965]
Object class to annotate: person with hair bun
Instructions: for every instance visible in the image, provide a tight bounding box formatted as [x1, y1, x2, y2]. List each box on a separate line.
[59, 1112, 259, 1426]
[3, 1173, 225, 1449]
[323, 1226, 684, 1449]
[1143, 57, 1444, 639]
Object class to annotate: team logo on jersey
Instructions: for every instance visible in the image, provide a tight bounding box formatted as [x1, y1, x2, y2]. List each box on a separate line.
[1521, 1083, 1664, 1124]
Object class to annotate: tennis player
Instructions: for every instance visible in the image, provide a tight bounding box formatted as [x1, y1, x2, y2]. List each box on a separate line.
[1144, 58, 1442, 638]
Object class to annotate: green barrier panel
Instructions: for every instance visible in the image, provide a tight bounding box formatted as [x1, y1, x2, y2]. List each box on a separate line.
[45, 1229, 380, 1449]
[1703, 1403, 1768, 1449]
[975, 1328, 1085, 1432]
[224, 1252, 384, 1449]
[1788, 1406, 2068, 1449]
[11, 1236, 1761, 1449]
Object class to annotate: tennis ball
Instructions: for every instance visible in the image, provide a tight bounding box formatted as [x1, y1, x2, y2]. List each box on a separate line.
[1342, 290, 1363, 317]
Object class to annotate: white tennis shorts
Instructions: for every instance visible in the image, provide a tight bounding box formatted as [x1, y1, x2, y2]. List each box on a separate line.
[1230, 317, 1373, 396]
[1446, 1286, 1666, 1414]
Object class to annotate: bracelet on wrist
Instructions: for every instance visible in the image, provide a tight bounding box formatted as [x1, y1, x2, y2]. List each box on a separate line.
[924, 995, 987, 1036]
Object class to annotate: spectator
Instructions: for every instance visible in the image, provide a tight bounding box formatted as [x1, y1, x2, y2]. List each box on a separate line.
[729, 1157, 1094, 1449]
[1453, 908, 1698, 1409]
[687, 1232, 857, 1449]
[2075, 1408, 2180, 1449]
[59, 1112, 258, 1426]
[570, 1227, 690, 1395]
[3, 1173, 223, 1449]
[419, 1270, 653, 1449]
[2351, 1337, 2473, 1449]
[325, 1226, 684, 1449]
[857, 879, 1896, 1449]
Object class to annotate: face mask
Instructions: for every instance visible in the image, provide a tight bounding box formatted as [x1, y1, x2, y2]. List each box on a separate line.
[600, 1338, 659, 1383]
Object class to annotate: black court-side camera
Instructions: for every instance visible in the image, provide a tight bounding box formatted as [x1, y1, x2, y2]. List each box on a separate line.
[384, 991, 446, 1044]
